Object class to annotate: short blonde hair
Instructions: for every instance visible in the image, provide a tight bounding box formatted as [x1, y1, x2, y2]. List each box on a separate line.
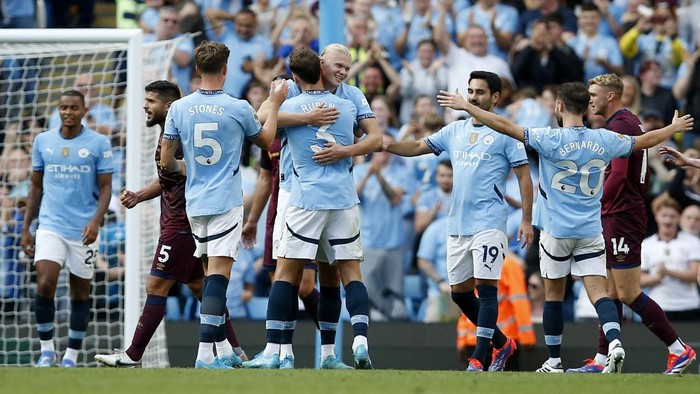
[588, 73, 623, 97]
[320, 43, 351, 59]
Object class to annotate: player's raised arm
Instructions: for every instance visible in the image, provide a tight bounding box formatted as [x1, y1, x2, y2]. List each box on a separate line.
[659, 145, 700, 169]
[633, 110, 694, 151]
[437, 89, 526, 142]
[252, 80, 288, 149]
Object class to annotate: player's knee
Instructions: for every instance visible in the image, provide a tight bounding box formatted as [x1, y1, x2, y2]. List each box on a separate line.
[450, 279, 474, 293]
[146, 277, 175, 297]
[69, 287, 91, 301]
[616, 289, 640, 306]
[36, 274, 60, 297]
[298, 282, 313, 297]
[317, 265, 340, 287]
[186, 281, 204, 300]
[36, 281, 57, 299]
[337, 260, 362, 283]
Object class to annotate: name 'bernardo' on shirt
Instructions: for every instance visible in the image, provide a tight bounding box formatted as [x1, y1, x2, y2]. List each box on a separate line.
[188, 104, 225, 116]
[559, 140, 605, 157]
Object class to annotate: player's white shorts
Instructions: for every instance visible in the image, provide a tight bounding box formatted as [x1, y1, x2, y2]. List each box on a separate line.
[188, 205, 243, 259]
[278, 205, 363, 263]
[539, 231, 606, 279]
[272, 188, 291, 260]
[446, 229, 508, 284]
[34, 229, 98, 280]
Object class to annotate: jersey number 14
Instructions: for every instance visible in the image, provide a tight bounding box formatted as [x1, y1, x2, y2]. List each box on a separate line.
[611, 237, 630, 255]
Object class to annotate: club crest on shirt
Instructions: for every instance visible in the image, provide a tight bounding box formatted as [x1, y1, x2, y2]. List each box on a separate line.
[79, 148, 90, 158]
[62, 147, 70, 157]
[469, 133, 479, 144]
[483, 135, 495, 146]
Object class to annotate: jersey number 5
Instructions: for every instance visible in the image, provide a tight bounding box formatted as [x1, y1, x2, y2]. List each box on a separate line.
[551, 159, 606, 196]
[194, 122, 222, 166]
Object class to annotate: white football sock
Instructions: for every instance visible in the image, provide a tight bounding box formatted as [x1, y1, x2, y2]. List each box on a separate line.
[263, 343, 279, 357]
[352, 335, 368, 353]
[197, 343, 215, 364]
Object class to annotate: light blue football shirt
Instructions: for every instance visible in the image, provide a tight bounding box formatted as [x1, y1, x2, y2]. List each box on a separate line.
[164, 89, 262, 217]
[424, 119, 528, 237]
[417, 216, 449, 287]
[278, 134, 292, 193]
[286, 80, 375, 125]
[281, 90, 358, 210]
[32, 127, 113, 241]
[415, 186, 451, 219]
[456, 4, 519, 61]
[353, 159, 410, 249]
[524, 126, 634, 238]
[567, 34, 623, 83]
[280, 80, 375, 194]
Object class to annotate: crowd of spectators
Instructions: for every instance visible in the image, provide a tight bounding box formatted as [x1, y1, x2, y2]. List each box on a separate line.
[0, 1, 699, 330]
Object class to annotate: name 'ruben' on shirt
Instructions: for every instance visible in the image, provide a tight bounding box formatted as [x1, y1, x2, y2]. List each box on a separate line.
[559, 140, 606, 157]
[299, 102, 336, 112]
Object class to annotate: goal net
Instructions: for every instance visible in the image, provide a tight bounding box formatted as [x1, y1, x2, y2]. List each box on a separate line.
[0, 29, 178, 367]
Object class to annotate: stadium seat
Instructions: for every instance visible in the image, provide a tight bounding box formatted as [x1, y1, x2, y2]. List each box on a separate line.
[403, 274, 427, 322]
[246, 297, 269, 320]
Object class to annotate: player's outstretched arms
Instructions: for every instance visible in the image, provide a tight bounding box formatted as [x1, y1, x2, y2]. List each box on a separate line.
[254, 80, 288, 149]
[633, 110, 694, 151]
[121, 179, 162, 208]
[258, 97, 339, 127]
[313, 117, 383, 165]
[384, 139, 433, 157]
[437, 89, 526, 142]
[659, 145, 700, 169]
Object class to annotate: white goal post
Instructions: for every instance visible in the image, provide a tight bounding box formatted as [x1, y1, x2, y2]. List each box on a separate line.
[0, 28, 177, 367]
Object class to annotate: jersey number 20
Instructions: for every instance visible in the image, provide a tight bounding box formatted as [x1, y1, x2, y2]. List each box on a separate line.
[551, 159, 606, 196]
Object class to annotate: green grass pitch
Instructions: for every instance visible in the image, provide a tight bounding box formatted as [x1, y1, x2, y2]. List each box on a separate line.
[1, 369, 698, 394]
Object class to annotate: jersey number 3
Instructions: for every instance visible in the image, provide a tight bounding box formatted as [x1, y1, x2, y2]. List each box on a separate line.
[194, 122, 222, 166]
[308, 123, 336, 153]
